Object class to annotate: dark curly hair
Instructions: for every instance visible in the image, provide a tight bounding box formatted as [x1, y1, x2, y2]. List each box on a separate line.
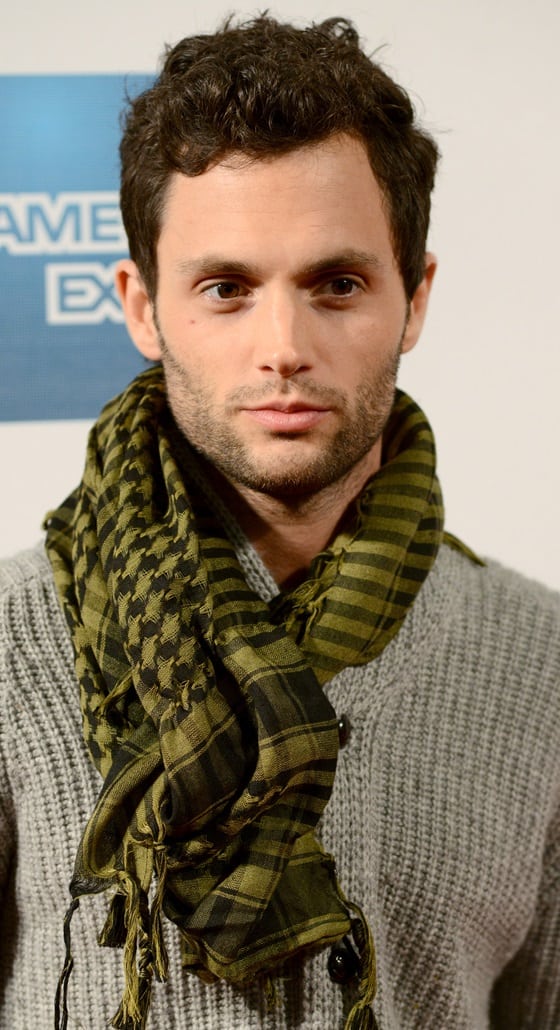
[120, 16, 439, 301]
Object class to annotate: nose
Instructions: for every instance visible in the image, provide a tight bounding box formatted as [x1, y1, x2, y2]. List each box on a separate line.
[252, 287, 312, 378]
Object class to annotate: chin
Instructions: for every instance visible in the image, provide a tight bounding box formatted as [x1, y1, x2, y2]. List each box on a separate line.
[215, 448, 369, 502]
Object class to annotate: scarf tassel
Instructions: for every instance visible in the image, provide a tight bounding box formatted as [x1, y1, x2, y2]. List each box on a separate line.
[99, 889, 128, 947]
[100, 851, 169, 1029]
[346, 1006, 377, 1030]
[54, 898, 80, 1030]
[343, 905, 377, 1030]
[108, 880, 153, 1030]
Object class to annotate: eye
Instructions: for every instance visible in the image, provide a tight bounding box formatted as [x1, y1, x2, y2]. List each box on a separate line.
[312, 275, 363, 300]
[328, 277, 360, 297]
[204, 281, 245, 300]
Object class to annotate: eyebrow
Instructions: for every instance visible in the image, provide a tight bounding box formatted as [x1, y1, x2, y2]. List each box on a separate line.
[174, 256, 253, 278]
[174, 249, 385, 280]
[301, 249, 385, 277]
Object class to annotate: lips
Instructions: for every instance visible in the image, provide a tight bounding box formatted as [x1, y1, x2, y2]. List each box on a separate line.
[242, 401, 331, 433]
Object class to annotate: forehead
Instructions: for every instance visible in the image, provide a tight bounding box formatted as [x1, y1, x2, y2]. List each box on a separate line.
[157, 134, 395, 269]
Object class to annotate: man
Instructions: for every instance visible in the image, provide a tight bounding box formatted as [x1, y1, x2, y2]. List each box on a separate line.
[1, 15, 559, 1030]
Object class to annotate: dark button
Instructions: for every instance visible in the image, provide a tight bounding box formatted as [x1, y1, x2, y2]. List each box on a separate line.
[327, 935, 360, 984]
[337, 713, 351, 748]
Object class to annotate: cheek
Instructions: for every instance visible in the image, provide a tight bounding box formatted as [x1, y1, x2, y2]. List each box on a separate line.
[164, 348, 232, 404]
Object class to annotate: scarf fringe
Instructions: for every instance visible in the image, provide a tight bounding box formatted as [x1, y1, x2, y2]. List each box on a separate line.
[150, 848, 170, 983]
[346, 1005, 377, 1030]
[99, 854, 169, 1029]
[343, 901, 377, 1030]
[99, 890, 128, 947]
[54, 898, 80, 1030]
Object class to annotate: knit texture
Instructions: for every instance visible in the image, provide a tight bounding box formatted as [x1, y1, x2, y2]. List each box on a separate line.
[1, 541, 560, 1029]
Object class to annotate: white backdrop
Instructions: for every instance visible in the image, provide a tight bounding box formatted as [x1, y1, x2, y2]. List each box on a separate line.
[1, 0, 559, 589]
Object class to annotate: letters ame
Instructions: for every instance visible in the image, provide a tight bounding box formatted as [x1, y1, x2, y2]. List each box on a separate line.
[0, 192, 126, 255]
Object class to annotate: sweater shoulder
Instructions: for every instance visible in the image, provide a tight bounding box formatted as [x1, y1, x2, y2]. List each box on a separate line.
[351, 543, 560, 705]
[436, 544, 560, 694]
[0, 542, 54, 597]
[477, 550, 559, 605]
[0, 542, 74, 699]
[444, 544, 560, 632]
[0, 541, 64, 637]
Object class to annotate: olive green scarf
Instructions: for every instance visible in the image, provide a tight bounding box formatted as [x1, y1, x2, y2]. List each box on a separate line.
[45, 366, 470, 1029]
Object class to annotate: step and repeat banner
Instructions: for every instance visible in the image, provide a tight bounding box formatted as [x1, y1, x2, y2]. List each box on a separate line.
[0, 74, 149, 421]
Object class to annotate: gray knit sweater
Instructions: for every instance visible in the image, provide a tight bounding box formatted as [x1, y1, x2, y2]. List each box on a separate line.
[1, 541, 560, 1029]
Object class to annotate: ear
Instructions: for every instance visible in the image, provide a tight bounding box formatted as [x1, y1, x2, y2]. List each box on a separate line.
[400, 253, 437, 355]
[115, 258, 162, 360]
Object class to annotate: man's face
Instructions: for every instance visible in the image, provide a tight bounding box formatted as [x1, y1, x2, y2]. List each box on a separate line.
[119, 134, 433, 503]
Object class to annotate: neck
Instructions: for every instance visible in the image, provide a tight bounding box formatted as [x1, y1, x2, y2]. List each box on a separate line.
[209, 441, 382, 589]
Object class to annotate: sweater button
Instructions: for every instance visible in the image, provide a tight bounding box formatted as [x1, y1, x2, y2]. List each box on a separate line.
[327, 936, 360, 984]
[337, 714, 350, 747]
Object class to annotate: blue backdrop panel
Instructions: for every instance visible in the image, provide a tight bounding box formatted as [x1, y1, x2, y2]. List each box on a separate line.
[0, 75, 153, 421]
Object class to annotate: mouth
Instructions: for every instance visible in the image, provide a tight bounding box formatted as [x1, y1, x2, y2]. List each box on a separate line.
[241, 400, 331, 433]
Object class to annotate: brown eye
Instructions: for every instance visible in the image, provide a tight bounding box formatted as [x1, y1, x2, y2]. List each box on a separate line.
[214, 281, 241, 299]
[330, 278, 357, 296]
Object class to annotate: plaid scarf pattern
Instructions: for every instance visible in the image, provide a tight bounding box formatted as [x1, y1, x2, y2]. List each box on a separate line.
[45, 366, 468, 1029]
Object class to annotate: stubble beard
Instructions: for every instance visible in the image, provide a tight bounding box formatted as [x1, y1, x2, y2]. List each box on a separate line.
[158, 332, 403, 504]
